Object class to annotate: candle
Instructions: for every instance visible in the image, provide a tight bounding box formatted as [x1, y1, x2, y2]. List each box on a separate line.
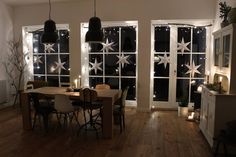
[78, 75, 81, 88]
[188, 112, 194, 120]
[74, 79, 78, 88]
[219, 76, 223, 83]
[218, 76, 223, 94]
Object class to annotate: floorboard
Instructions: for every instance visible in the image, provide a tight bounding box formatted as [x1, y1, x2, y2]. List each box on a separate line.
[0, 107, 215, 157]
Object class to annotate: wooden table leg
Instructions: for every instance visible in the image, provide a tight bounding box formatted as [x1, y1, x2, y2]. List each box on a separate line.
[21, 92, 32, 130]
[102, 97, 113, 138]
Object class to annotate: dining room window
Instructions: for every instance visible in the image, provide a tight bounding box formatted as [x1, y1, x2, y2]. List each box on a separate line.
[81, 22, 138, 101]
[22, 24, 70, 87]
[151, 20, 212, 107]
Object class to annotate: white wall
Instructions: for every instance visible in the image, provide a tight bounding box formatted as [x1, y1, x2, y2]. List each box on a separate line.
[13, 0, 216, 111]
[214, 0, 236, 32]
[0, 2, 13, 103]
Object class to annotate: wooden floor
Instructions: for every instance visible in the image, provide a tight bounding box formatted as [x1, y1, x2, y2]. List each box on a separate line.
[0, 107, 214, 157]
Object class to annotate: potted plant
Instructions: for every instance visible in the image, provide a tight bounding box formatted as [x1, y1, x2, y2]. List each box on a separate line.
[178, 96, 189, 117]
[219, 1, 231, 28]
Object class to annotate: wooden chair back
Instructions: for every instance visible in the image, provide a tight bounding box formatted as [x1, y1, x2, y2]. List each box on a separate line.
[95, 84, 110, 90]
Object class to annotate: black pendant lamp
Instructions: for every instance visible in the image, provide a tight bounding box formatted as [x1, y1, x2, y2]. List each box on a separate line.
[85, 0, 103, 43]
[41, 0, 58, 44]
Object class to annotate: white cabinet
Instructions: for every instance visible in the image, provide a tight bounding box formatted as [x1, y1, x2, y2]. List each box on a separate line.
[213, 24, 236, 94]
[200, 87, 236, 147]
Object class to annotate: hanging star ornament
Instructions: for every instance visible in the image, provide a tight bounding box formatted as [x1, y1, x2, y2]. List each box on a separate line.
[177, 38, 191, 55]
[157, 53, 170, 69]
[101, 39, 114, 52]
[44, 43, 55, 53]
[116, 53, 130, 68]
[33, 55, 43, 65]
[185, 60, 201, 77]
[89, 58, 103, 74]
[54, 58, 66, 74]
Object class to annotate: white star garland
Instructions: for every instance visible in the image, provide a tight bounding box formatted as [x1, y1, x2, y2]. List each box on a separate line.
[101, 39, 114, 52]
[54, 58, 66, 74]
[157, 53, 170, 69]
[44, 43, 55, 53]
[177, 38, 191, 55]
[89, 58, 103, 74]
[116, 53, 130, 68]
[185, 60, 201, 77]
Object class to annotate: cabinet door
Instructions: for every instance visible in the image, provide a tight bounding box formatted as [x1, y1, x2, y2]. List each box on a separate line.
[222, 30, 232, 68]
[207, 94, 215, 139]
[200, 90, 208, 131]
[214, 34, 221, 66]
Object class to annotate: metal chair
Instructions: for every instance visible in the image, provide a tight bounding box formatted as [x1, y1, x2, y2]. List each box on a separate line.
[113, 86, 129, 133]
[30, 92, 55, 132]
[214, 120, 236, 157]
[79, 88, 103, 137]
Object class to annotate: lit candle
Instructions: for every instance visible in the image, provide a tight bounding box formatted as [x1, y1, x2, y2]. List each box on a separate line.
[218, 76, 223, 94]
[188, 112, 195, 120]
[78, 75, 81, 88]
[74, 79, 78, 89]
[219, 76, 223, 83]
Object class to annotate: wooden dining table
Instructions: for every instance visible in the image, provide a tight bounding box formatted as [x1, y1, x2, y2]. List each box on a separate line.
[20, 87, 121, 139]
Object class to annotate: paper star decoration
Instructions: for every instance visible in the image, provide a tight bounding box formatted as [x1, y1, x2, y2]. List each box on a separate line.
[54, 58, 66, 74]
[44, 43, 55, 53]
[157, 53, 170, 69]
[177, 38, 191, 55]
[33, 55, 43, 65]
[101, 39, 114, 52]
[116, 53, 130, 68]
[185, 60, 201, 77]
[89, 58, 103, 74]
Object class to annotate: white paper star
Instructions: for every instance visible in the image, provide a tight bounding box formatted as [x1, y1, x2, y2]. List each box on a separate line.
[157, 53, 170, 69]
[89, 58, 103, 74]
[54, 58, 66, 74]
[33, 55, 43, 65]
[116, 53, 130, 68]
[44, 43, 55, 53]
[177, 38, 191, 55]
[185, 60, 201, 77]
[101, 39, 114, 52]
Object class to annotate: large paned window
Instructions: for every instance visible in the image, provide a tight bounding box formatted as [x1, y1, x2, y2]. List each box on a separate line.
[151, 21, 211, 107]
[22, 25, 70, 87]
[81, 22, 138, 101]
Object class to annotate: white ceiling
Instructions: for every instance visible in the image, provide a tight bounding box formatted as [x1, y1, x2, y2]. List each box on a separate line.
[2, 0, 78, 6]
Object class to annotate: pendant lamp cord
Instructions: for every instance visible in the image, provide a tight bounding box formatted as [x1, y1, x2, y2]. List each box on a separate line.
[94, 0, 96, 17]
[49, 0, 51, 19]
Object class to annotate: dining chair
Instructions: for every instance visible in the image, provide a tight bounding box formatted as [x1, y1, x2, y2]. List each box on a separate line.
[54, 94, 79, 128]
[213, 120, 236, 157]
[30, 92, 56, 132]
[79, 88, 103, 137]
[95, 84, 111, 90]
[27, 80, 48, 89]
[113, 86, 129, 133]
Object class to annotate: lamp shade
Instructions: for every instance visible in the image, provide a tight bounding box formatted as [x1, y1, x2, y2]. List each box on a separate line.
[41, 19, 58, 44]
[85, 16, 103, 43]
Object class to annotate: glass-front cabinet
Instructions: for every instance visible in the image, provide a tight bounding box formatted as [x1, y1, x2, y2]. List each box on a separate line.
[213, 26, 232, 69]
[212, 24, 236, 94]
